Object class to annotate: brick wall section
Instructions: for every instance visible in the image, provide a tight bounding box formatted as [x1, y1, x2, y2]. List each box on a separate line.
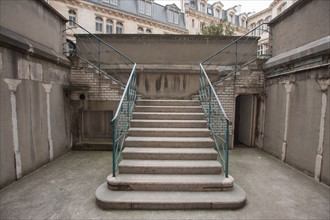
[214, 62, 265, 137]
[69, 68, 123, 101]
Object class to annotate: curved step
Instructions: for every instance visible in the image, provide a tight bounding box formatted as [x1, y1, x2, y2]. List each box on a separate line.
[96, 183, 246, 210]
[107, 174, 234, 191]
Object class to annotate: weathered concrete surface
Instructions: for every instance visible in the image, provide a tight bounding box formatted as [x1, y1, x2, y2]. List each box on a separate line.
[0, 148, 329, 219]
[269, 0, 330, 57]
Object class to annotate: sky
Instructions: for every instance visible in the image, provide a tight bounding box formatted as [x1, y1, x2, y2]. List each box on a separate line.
[155, 0, 273, 14]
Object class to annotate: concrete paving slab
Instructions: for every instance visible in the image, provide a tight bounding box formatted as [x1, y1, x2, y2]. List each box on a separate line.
[1, 148, 329, 219]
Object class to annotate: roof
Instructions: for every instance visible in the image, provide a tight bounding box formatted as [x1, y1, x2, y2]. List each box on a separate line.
[84, 0, 186, 30]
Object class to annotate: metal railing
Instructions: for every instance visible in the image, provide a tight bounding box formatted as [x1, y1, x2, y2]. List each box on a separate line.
[199, 64, 230, 178]
[111, 63, 137, 177]
[64, 20, 137, 177]
[64, 20, 135, 86]
[202, 23, 270, 86]
[199, 23, 270, 178]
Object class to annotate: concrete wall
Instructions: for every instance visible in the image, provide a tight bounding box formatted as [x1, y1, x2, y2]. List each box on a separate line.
[0, 0, 66, 55]
[270, 0, 330, 56]
[0, 0, 71, 189]
[77, 34, 258, 65]
[263, 0, 330, 185]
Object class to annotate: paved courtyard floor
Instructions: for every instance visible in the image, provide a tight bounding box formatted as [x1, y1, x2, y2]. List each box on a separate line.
[0, 147, 329, 219]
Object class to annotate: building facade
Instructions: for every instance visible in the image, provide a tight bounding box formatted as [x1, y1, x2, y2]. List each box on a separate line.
[48, 0, 249, 36]
[247, 0, 297, 57]
[48, 0, 188, 35]
[180, 0, 248, 35]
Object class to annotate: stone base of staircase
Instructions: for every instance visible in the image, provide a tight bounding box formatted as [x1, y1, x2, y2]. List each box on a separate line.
[72, 140, 112, 151]
[95, 98, 246, 210]
[96, 182, 246, 210]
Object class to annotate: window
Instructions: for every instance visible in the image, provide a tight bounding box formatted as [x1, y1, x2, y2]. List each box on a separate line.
[230, 14, 234, 24]
[95, 16, 103, 32]
[241, 18, 246, 28]
[167, 10, 174, 22]
[192, 19, 195, 28]
[106, 19, 113, 34]
[257, 45, 263, 56]
[68, 9, 76, 26]
[200, 3, 205, 13]
[110, 0, 117, 5]
[215, 9, 221, 18]
[146, 29, 152, 34]
[257, 19, 263, 35]
[263, 44, 269, 55]
[265, 16, 271, 31]
[277, 2, 287, 14]
[173, 12, 179, 24]
[250, 23, 256, 36]
[116, 22, 123, 34]
[139, 0, 145, 14]
[139, 0, 152, 16]
[137, 27, 144, 34]
[146, 2, 152, 15]
[200, 22, 205, 31]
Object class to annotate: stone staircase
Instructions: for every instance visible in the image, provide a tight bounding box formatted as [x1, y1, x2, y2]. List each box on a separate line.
[95, 99, 246, 209]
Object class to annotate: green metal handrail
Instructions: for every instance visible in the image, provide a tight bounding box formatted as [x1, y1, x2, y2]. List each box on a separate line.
[199, 23, 270, 178]
[111, 64, 137, 177]
[199, 64, 230, 178]
[64, 20, 135, 84]
[64, 20, 137, 177]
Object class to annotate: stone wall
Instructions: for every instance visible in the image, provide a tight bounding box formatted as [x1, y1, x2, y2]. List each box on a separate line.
[0, 0, 71, 189]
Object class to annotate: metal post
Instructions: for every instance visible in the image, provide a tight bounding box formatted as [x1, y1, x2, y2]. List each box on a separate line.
[208, 85, 212, 126]
[112, 120, 117, 177]
[235, 41, 238, 79]
[225, 120, 229, 178]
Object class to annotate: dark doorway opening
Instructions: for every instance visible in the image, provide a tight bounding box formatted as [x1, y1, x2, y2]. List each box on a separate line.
[234, 95, 257, 147]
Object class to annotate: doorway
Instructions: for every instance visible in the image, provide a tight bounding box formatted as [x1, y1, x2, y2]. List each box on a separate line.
[234, 94, 257, 147]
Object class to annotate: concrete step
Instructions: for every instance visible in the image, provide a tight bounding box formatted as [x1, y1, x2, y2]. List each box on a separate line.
[96, 183, 246, 210]
[134, 106, 202, 113]
[128, 128, 210, 137]
[122, 147, 218, 160]
[132, 112, 205, 120]
[130, 119, 208, 128]
[107, 174, 233, 191]
[118, 160, 222, 174]
[136, 100, 200, 106]
[125, 137, 215, 148]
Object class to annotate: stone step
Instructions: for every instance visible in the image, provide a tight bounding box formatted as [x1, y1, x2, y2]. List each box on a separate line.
[136, 100, 200, 106]
[125, 137, 215, 148]
[134, 105, 202, 113]
[132, 112, 205, 120]
[130, 119, 208, 128]
[122, 147, 218, 160]
[128, 128, 210, 137]
[118, 160, 222, 174]
[107, 174, 233, 191]
[96, 183, 246, 210]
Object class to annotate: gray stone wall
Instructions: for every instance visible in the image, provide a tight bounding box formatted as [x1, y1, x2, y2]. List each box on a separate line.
[270, 0, 330, 57]
[0, 47, 71, 189]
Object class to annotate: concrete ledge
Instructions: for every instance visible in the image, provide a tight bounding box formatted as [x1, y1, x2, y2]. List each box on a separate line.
[0, 26, 71, 67]
[264, 36, 330, 70]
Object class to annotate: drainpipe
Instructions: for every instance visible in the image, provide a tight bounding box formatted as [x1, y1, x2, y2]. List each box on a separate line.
[315, 79, 330, 181]
[3, 79, 22, 179]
